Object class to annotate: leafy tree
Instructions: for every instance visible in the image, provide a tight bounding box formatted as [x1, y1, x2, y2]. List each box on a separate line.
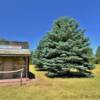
[29, 51, 33, 64]
[95, 46, 100, 64]
[31, 50, 44, 70]
[87, 48, 93, 57]
[87, 48, 95, 63]
[35, 17, 95, 77]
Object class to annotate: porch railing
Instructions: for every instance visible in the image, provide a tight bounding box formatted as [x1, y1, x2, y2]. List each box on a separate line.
[0, 68, 24, 86]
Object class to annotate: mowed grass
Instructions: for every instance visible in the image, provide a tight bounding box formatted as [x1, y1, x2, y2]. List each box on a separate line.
[0, 65, 100, 100]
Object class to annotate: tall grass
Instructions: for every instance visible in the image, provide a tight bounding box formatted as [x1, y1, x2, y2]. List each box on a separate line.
[0, 64, 100, 100]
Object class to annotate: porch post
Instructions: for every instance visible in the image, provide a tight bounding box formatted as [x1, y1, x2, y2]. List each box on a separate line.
[20, 70, 23, 86]
[25, 56, 28, 79]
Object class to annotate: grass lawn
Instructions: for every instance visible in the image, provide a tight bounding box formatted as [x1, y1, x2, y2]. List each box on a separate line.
[0, 65, 100, 100]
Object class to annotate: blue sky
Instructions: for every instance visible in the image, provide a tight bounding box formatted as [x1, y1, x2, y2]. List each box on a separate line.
[0, 0, 100, 53]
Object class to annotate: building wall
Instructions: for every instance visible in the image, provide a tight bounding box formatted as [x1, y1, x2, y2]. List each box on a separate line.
[0, 57, 26, 79]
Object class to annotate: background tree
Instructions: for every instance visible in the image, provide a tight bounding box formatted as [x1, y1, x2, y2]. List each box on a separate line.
[34, 17, 95, 77]
[87, 48, 95, 63]
[95, 46, 100, 64]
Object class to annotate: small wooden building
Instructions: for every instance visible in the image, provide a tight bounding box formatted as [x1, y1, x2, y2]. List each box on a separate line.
[0, 40, 31, 79]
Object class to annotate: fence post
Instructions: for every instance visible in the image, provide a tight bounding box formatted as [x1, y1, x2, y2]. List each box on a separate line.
[20, 70, 23, 86]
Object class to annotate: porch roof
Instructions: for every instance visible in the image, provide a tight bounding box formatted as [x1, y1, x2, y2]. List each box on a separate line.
[0, 49, 31, 56]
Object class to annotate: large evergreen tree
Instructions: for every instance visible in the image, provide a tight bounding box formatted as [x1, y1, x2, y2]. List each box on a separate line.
[95, 46, 100, 64]
[34, 17, 95, 77]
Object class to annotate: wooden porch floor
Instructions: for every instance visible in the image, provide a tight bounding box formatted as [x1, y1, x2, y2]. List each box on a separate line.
[0, 78, 29, 86]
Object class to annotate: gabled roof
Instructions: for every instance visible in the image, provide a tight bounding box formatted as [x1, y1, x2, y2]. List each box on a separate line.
[0, 39, 29, 49]
[0, 40, 31, 56]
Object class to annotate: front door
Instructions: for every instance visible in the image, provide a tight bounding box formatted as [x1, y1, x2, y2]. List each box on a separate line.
[3, 58, 13, 79]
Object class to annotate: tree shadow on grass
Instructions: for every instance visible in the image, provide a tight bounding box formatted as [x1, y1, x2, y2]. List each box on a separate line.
[45, 71, 94, 78]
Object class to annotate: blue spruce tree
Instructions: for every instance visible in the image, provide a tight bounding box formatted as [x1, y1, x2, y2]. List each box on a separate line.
[34, 17, 95, 77]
